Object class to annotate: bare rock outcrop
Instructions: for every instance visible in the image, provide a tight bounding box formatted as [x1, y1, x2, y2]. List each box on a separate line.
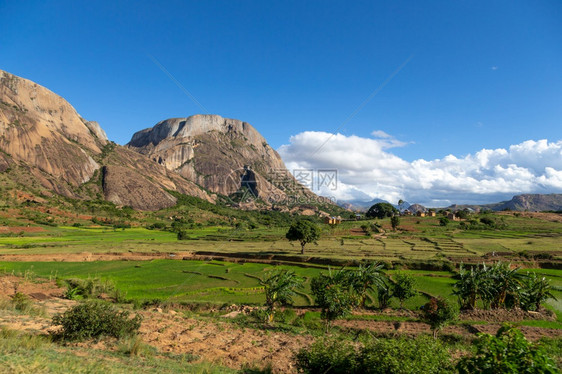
[0, 69, 212, 210]
[127, 115, 312, 204]
[0, 70, 102, 186]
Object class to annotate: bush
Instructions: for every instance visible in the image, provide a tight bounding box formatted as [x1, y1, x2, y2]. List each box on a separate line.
[421, 297, 458, 338]
[357, 336, 454, 373]
[63, 277, 115, 300]
[439, 217, 450, 226]
[457, 325, 558, 373]
[295, 336, 455, 374]
[294, 338, 357, 373]
[177, 230, 191, 240]
[392, 273, 417, 308]
[310, 270, 359, 331]
[52, 300, 142, 341]
[10, 292, 32, 312]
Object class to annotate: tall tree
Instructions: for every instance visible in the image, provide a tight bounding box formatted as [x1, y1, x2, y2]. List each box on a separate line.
[286, 220, 321, 254]
[366, 202, 398, 219]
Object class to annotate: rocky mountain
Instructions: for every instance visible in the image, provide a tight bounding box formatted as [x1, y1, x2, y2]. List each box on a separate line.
[0, 69, 211, 210]
[448, 194, 562, 212]
[127, 115, 314, 206]
[493, 194, 562, 211]
[406, 203, 426, 213]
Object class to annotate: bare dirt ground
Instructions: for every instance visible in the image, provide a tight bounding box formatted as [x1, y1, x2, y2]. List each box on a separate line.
[0, 275, 560, 373]
[138, 309, 308, 372]
[0, 226, 46, 233]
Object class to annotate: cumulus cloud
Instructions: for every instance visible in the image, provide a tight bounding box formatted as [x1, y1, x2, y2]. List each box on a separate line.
[277, 132, 562, 207]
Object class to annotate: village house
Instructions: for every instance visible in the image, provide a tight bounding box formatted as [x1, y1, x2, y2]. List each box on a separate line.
[324, 216, 342, 225]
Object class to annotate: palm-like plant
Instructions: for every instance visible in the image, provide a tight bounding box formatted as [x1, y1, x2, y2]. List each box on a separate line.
[376, 280, 393, 309]
[260, 269, 304, 323]
[348, 262, 386, 308]
[487, 262, 524, 309]
[520, 272, 557, 311]
[453, 264, 488, 310]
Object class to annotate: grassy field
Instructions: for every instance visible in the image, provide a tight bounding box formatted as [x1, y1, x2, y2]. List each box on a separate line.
[1, 210, 560, 264]
[1, 260, 560, 321]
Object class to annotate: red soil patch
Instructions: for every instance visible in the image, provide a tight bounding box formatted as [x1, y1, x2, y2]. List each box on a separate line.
[0, 275, 64, 300]
[0, 252, 193, 262]
[0, 226, 46, 233]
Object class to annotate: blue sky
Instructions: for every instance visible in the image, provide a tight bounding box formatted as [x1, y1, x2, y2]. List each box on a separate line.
[2, 1, 562, 205]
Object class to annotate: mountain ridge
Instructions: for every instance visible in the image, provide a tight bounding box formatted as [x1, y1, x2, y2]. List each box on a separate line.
[0, 69, 326, 213]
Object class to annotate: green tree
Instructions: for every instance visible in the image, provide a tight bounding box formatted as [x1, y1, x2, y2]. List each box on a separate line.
[392, 273, 417, 308]
[421, 297, 458, 339]
[390, 216, 400, 231]
[457, 325, 558, 374]
[260, 269, 304, 323]
[439, 217, 450, 226]
[286, 220, 321, 254]
[397, 199, 405, 212]
[366, 203, 398, 219]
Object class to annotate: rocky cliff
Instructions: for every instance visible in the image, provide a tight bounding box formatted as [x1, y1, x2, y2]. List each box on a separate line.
[0, 69, 211, 210]
[127, 115, 313, 205]
[494, 194, 562, 212]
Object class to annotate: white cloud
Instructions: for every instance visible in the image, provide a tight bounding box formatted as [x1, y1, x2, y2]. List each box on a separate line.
[371, 130, 392, 138]
[277, 132, 562, 207]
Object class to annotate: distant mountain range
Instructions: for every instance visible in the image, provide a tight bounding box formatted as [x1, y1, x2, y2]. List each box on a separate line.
[448, 194, 562, 212]
[339, 194, 562, 213]
[338, 198, 411, 211]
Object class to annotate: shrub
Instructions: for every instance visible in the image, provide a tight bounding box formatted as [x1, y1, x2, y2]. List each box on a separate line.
[390, 216, 400, 231]
[294, 338, 357, 373]
[392, 273, 417, 308]
[52, 300, 142, 341]
[376, 282, 393, 309]
[177, 230, 191, 240]
[10, 292, 32, 312]
[357, 335, 454, 373]
[295, 336, 455, 374]
[311, 270, 359, 332]
[421, 297, 458, 338]
[457, 325, 558, 373]
[63, 277, 115, 300]
[439, 217, 450, 226]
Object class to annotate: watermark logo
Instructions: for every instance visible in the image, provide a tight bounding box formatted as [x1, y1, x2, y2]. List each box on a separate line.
[221, 167, 338, 205]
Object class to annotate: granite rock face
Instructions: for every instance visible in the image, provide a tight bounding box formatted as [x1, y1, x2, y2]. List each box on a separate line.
[0, 69, 211, 210]
[128, 115, 311, 204]
[0, 70, 102, 188]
